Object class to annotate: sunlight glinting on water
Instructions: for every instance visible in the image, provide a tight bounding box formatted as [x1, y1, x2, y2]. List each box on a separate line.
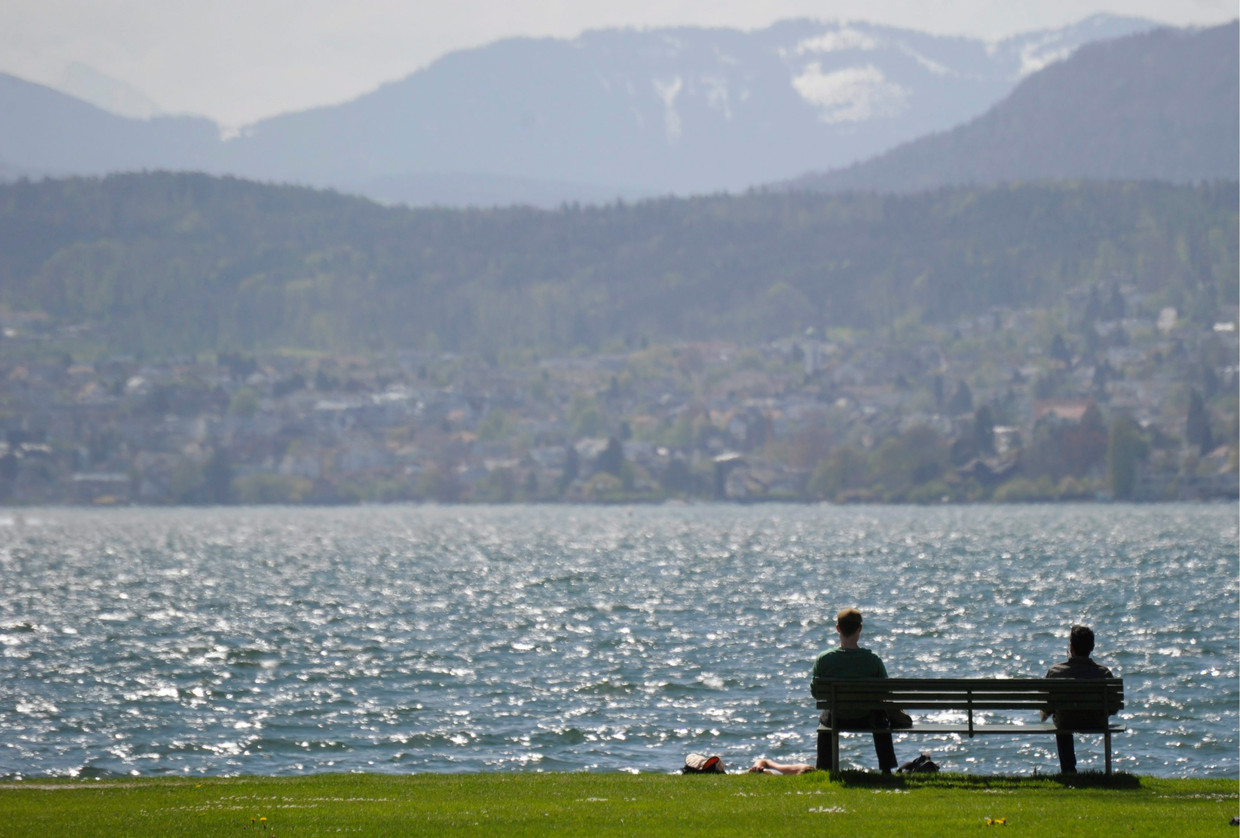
[0, 503, 1235, 778]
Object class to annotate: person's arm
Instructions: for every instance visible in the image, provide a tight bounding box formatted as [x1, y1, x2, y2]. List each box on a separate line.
[811, 651, 831, 684]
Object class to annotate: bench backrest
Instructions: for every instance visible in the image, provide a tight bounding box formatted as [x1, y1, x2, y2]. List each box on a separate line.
[812, 677, 1123, 720]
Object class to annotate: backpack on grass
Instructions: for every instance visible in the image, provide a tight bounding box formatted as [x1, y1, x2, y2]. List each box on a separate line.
[897, 753, 939, 773]
[682, 753, 726, 774]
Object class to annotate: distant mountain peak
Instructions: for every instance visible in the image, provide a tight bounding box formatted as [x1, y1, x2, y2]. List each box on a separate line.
[0, 14, 1185, 208]
[790, 20, 1240, 194]
[55, 62, 164, 120]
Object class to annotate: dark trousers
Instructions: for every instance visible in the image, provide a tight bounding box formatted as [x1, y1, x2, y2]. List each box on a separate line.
[816, 712, 898, 772]
[1055, 733, 1077, 773]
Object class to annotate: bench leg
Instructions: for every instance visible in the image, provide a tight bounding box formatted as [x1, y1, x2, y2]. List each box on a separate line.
[1104, 730, 1112, 775]
[817, 728, 841, 773]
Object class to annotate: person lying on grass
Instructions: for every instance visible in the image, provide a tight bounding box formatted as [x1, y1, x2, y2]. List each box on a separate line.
[748, 758, 816, 775]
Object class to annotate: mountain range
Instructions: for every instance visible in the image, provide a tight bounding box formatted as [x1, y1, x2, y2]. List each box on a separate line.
[793, 21, 1239, 193]
[0, 14, 1172, 207]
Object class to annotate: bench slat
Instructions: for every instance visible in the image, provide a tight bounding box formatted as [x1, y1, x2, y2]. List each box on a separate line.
[817, 678, 1120, 689]
[815, 678, 1121, 692]
[813, 678, 1122, 710]
[816, 696, 1113, 704]
[818, 723, 1127, 735]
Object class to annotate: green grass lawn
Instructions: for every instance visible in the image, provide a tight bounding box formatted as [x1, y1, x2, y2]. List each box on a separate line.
[0, 772, 1235, 837]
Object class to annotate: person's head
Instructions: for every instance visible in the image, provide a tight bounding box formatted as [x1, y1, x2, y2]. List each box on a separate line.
[836, 607, 863, 639]
[1069, 624, 1095, 657]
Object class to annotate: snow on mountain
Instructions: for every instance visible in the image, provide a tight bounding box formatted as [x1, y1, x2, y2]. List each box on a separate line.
[1, 15, 1162, 206]
[791, 22, 1240, 193]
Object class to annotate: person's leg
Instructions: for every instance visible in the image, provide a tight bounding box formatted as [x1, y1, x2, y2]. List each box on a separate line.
[750, 758, 816, 775]
[816, 727, 833, 771]
[1055, 733, 1077, 773]
[872, 732, 898, 773]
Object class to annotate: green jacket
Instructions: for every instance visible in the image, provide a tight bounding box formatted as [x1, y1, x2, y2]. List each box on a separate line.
[811, 646, 888, 681]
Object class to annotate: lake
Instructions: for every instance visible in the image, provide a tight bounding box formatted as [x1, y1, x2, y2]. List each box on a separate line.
[0, 503, 1235, 778]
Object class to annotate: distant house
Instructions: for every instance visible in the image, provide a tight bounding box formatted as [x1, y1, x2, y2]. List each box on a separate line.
[1028, 399, 1108, 480]
[1033, 399, 1093, 424]
[71, 472, 131, 504]
[574, 437, 613, 475]
[718, 455, 808, 501]
[993, 426, 1022, 456]
[955, 457, 1019, 486]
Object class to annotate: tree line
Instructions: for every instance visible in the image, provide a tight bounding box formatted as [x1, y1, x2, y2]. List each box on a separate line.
[0, 172, 1235, 359]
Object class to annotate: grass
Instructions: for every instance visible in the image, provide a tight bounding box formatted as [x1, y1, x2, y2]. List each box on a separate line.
[0, 771, 1234, 836]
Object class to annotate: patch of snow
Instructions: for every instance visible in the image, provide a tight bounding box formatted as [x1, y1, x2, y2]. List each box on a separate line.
[1020, 43, 1076, 76]
[652, 76, 684, 142]
[699, 74, 733, 120]
[659, 34, 684, 55]
[1018, 33, 1076, 76]
[791, 63, 909, 123]
[898, 43, 954, 77]
[786, 26, 881, 57]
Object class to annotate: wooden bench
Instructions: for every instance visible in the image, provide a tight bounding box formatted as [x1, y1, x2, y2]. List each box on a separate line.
[811, 677, 1125, 774]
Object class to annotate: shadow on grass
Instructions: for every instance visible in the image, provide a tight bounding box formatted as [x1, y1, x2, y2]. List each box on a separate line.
[829, 770, 1141, 791]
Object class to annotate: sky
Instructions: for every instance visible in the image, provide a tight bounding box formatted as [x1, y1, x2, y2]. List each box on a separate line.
[2, 0, 1236, 128]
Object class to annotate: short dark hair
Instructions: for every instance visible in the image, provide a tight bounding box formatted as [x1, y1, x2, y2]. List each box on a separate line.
[1070, 625, 1095, 657]
[836, 607, 863, 636]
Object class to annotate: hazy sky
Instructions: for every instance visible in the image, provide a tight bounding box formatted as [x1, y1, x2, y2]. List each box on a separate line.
[3, 0, 1235, 127]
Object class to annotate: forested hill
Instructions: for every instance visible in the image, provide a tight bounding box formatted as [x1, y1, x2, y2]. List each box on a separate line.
[0, 172, 1235, 358]
[794, 22, 1239, 193]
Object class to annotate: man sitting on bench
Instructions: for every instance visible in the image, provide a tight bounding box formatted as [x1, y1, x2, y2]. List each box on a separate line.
[812, 607, 899, 773]
[1042, 624, 1116, 773]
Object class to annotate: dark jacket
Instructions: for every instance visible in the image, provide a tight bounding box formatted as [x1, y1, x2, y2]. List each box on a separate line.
[1045, 657, 1115, 729]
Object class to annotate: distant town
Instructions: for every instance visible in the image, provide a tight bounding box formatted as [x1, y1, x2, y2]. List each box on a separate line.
[1, 284, 1236, 507]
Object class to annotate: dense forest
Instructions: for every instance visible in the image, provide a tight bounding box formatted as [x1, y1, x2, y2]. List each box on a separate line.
[0, 172, 1235, 359]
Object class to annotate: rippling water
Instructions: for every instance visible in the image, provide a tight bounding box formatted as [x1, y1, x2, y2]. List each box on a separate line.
[0, 503, 1235, 779]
